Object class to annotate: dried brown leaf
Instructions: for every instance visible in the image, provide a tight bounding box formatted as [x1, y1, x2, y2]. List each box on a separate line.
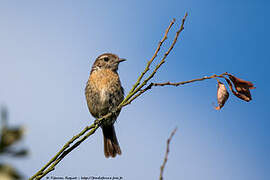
[215, 80, 229, 110]
[228, 74, 255, 102]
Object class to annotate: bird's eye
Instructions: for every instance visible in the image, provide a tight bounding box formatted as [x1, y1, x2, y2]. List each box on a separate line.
[104, 57, 109, 62]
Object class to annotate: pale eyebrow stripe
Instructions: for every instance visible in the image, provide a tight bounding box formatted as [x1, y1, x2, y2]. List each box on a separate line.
[99, 55, 109, 59]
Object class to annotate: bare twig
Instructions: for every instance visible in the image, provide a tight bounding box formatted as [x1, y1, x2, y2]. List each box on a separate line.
[159, 128, 178, 180]
[30, 112, 114, 180]
[121, 13, 188, 106]
[152, 72, 228, 87]
[123, 72, 229, 105]
[128, 19, 176, 95]
[30, 123, 97, 179]
[35, 123, 100, 179]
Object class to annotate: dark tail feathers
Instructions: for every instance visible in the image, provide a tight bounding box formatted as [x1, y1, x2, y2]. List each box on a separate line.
[102, 125, 121, 158]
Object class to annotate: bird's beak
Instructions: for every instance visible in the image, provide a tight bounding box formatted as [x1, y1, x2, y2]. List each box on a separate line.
[117, 58, 126, 63]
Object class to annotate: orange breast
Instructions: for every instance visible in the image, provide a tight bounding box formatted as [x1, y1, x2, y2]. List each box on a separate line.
[89, 69, 119, 90]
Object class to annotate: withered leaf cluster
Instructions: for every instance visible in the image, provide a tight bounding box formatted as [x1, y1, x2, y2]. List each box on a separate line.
[215, 74, 255, 110]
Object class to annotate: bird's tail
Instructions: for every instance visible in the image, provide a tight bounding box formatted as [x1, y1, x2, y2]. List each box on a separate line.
[102, 125, 121, 158]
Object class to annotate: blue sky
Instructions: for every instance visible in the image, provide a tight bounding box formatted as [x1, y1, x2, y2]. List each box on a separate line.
[0, 0, 269, 179]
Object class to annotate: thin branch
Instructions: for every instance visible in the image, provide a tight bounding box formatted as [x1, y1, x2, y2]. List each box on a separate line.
[152, 72, 228, 87]
[35, 124, 100, 180]
[128, 19, 176, 95]
[159, 128, 178, 180]
[30, 123, 97, 179]
[123, 72, 229, 105]
[29, 112, 113, 180]
[121, 13, 188, 106]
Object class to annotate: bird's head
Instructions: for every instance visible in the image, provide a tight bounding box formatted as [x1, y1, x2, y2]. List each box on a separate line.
[92, 53, 126, 72]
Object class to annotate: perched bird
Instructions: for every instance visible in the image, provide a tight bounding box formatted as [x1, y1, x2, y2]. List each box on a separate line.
[85, 53, 126, 158]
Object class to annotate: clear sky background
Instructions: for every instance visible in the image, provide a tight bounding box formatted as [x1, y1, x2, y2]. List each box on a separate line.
[0, 0, 269, 179]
